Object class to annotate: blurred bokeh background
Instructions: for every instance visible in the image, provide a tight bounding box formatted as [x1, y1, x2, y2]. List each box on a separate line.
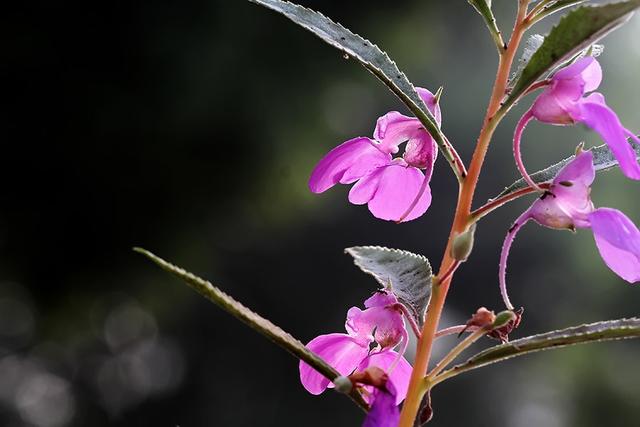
[3, 0, 640, 425]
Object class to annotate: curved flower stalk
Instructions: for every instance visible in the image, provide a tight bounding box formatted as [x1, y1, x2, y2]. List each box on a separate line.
[299, 291, 412, 405]
[309, 88, 442, 222]
[513, 56, 640, 190]
[500, 150, 640, 310]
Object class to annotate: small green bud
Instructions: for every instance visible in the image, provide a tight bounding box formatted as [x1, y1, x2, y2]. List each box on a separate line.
[492, 310, 517, 329]
[451, 224, 477, 262]
[333, 376, 353, 394]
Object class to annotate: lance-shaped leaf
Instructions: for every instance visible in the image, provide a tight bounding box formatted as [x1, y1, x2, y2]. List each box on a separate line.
[434, 318, 640, 384]
[505, 1, 640, 110]
[345, 246, 432, 326]
[468, 0, 504, 52]
[494, 142, 640, 199]
[133, 247, 368, 410]
[248, 0, 463, 180]
[533, 1, 590, 21]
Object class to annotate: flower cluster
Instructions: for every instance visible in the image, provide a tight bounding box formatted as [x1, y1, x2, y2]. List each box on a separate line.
[500, 149, 640, 309]
[299, 14, 640, 425]
[299, 292, 411, 415]
[514, 56, 640, 188]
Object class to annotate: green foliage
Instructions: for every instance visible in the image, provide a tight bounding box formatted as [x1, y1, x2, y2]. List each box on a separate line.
[345, 246, 432, 326]
[133, 248, 370, 409]
[507, 0, 640, 108]
[438, 318, 640, 381]
[248, 0, 462, 179]
[536, 1, 590, 21]
[468, 0, 504, 51]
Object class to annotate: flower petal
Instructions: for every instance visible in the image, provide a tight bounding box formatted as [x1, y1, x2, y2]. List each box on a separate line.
[553, 56, 602, 92]
[309, 137, 390, 193]
[364, 292, 398, 308]
[366, 163, 432, 222]
[531, 87, 578, 124]
[348, 167, 384, 205]
[544, 151, 596, 228]
[403, 134, 438, 171]
[373, 112, 424, 155]
[299, 333, 369, 395]
[553, 150, 595, 187]
[358, 351, 412, 405]
[349, 305, 406, 349]
[416, 87, 442, 125]
[589, 208, 640, 283]
[577, 100, 640, 180]
[362, 380, 400, 427]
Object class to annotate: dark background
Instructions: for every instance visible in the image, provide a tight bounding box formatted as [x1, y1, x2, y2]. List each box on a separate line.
[2, 1, 640, 426]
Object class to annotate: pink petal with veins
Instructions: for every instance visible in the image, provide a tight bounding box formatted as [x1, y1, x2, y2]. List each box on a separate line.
[309, 137, 390, 193]
[589, 208, 640, 283]
[299, 333, 369, 395]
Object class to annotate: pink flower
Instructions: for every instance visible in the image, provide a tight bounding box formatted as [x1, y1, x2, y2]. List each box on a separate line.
[500, 150, 640, 309]
[308, 88, 441, 222]
[514, 56, 640, 189]
[299, 292, 412, 405]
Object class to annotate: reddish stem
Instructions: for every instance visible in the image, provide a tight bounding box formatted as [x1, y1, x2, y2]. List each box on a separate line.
[437, 260, 461, 284]
[397, 3, 531, 425]
[470, 183, 550, 222]
[523, 79, 550, 96]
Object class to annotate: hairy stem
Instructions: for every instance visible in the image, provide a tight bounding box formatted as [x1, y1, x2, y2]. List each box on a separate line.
[499, 212, 532, 310]
[435, 324, 479, 339]
[513, 110, 542, 191]
[470, 183, 549, 223]
[397, 3, 530, 425]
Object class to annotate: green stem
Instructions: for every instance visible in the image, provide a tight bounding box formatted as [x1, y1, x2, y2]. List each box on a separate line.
[427, 327, 489, 379]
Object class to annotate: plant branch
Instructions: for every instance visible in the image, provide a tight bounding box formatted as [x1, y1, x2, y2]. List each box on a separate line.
[397, 3, 530, 425]
[468, 0, 507, 53]
[429, 318, 640, 389]
[435, 325, 479, 339]
[469, 183, 550, 223]
[428, 327, 489, 379]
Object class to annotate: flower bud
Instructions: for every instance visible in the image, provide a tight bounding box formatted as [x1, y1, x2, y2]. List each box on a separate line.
[465, 307, 496, 329]
[451, 224, 476, 262]
[488, 308, 523, 342]
[492, 310, 516, 329]
[333, 376, 353, 394]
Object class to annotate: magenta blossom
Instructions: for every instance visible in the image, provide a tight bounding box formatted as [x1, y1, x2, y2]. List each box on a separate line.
[299, 291, 412, 405]
[362, 379, 400, 427]
[500, 150, 640, 309]
[308, 88, 441, 222]
[514, 56, 640, 189]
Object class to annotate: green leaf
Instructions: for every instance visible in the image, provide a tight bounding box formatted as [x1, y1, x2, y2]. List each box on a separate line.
[535, 1, 590, 21]
[248, 0, 462, 180]
[435, 318, 640, 384]
[506, 1, 640, 109]
[468, 0, 504, 51]
[133, 247, 368, 410]
[494, 142, 640, 199]
[345, 246, 432, 326]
